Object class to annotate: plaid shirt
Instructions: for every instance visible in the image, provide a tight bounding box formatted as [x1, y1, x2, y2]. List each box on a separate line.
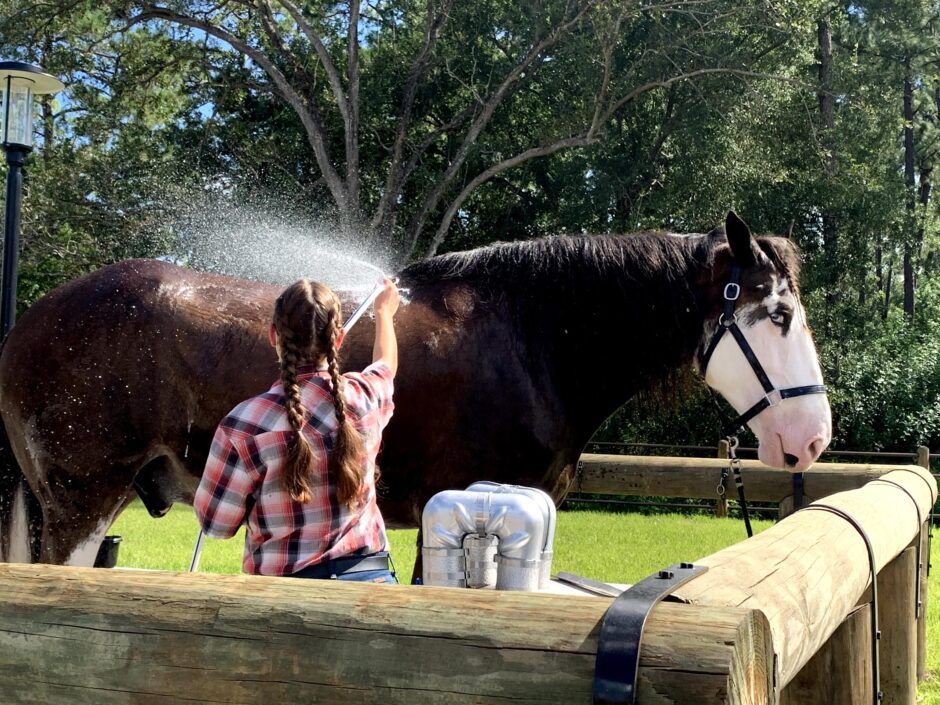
[194, 361, 394, 576]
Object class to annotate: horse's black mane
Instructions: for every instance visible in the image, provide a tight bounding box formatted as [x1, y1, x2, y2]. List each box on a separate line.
[402, 229, 800, 295]
[401, 231, 716, 291]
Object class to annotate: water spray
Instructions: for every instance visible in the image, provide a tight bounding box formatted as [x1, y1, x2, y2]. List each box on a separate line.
[188, 276, 399, 573]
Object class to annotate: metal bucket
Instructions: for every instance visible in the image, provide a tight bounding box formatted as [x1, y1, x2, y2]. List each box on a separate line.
[94, 535, 122, 569]
[421, 489, 546, 590]
[466, 482, 557, 588]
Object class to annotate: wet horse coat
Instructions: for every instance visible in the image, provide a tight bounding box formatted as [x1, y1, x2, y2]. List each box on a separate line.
[0, 220, 826, 565]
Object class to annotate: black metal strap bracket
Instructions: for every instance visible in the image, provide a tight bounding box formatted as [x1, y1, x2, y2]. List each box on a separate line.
[801, 504, 883, 704]
[793, 472, 805, 510]
[882, 466, 937, 576]
[556, 571, 624, 598]
[593, 562, 708, 705]
[869, 478, 924, 619]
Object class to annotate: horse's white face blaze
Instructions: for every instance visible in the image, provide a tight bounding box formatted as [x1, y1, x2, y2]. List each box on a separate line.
[705, 274, 832, 471]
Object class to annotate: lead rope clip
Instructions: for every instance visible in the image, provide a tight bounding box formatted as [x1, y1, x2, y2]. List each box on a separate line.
[726, 435, 753, 538]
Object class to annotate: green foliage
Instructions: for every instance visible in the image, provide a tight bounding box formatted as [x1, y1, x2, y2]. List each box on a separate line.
[814, 278, 940, 451]
[109, 499, 775, 583]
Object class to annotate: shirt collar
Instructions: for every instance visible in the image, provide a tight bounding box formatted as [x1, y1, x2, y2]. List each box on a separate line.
[296, 362, 330, 376]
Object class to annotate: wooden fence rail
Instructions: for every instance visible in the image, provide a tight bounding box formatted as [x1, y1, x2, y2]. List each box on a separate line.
[573, 453, 927, 505]
[0, 466, 933, 704]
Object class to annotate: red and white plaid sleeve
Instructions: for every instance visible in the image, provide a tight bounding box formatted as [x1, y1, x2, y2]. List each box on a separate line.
[344, 360, 395, 429]
[194, 421, 259, 539]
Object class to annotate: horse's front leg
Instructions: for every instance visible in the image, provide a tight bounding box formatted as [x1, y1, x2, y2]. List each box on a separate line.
[37, 464, 138, 566]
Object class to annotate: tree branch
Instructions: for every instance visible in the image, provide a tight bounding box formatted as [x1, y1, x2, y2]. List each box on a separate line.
[598, 68, 788, 125]
[275, 0, 351, 128]
[425, 67, 790, 255]
[347, 0, 361, 214]
[425, 135, 596, 257]
[371, 0, 456, 236]
[403, 0, 599, 259]
[128, 4, 350, 217]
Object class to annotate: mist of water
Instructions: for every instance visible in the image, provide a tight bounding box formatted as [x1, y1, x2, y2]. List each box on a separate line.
[169, 192, 393, 294]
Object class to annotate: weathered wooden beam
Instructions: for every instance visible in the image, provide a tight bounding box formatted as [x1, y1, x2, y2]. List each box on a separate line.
[778, 604, 872, 705]
[878, 545, 917, 705]
[917, 523, 930, 682]
[675, 467, 937, 693]
[0, 563, 772, 705]
[916, 446, 931, 683]
[577, 454, 921, 502]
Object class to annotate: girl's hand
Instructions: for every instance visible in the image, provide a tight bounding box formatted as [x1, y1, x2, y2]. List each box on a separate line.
[374, 278, 400, 317]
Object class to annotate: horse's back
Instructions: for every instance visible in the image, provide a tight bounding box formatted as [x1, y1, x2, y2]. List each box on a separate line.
[12, 258, 278, 330]
[0, 260, 280, 466]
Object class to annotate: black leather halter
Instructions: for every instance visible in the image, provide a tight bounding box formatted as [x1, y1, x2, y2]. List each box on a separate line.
[701, 265, 828, 436]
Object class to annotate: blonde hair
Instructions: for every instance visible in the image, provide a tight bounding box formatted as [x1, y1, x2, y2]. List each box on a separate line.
[273, 280, 365, 507]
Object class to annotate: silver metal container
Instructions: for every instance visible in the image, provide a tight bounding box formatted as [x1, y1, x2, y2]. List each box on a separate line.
[463, 533, 498, 588]
[421, 488, 546, 590]
[466, 481, 557, 589]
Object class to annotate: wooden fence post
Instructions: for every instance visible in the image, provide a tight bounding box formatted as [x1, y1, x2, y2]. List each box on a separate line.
[779, 604, 872, 705]
[878, 545, 918, 704]
[916, 445, 931, 682]
[716, 440, 729, 518]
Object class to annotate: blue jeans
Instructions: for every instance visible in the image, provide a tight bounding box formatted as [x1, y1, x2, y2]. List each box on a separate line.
[335, 568, 398, 584]
[291, 551, 398, 584]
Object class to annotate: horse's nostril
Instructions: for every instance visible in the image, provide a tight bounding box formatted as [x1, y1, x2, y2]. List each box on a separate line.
[809, 438, 823, 459]
[784, 453, 799, 468]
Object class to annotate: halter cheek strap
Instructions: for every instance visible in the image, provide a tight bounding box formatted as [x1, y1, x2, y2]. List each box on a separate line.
[701, 265, 827, 436]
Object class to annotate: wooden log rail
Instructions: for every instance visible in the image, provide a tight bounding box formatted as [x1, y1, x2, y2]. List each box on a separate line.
[575, 453, 924, 503]
[676, 465, 937, 696]
[0, 563, 772, 705]
[0, 468, 932, 704]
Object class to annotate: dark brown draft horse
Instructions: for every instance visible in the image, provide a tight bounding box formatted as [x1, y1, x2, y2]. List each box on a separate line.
[0, 212, 831, 567]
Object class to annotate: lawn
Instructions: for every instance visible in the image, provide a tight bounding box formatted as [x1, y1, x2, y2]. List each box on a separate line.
[110, 501, 940, 702]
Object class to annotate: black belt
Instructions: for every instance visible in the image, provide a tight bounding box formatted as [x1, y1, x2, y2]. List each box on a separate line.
[292, 551, 391, 579]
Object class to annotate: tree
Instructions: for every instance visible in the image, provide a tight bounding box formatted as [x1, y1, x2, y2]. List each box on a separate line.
[32, 0, 811, 261]
[0, 0, 206, 305]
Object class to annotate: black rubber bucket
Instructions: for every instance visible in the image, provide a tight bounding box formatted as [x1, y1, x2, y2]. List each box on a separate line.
[94, 535, 122, 568]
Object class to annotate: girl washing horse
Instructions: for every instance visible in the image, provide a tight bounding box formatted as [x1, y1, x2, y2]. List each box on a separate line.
[0, 212, 830, 569]
[195, 278, 400, 581]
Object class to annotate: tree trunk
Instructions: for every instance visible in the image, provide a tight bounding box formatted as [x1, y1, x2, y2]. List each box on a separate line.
[40, 37, 55, 152]
[885, 257, 894, 320]
[903, 64, 916, 320]
[817, 18, 838, 260]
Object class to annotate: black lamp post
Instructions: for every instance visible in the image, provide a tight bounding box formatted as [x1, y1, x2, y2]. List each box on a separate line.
[0, 61, 63, 338]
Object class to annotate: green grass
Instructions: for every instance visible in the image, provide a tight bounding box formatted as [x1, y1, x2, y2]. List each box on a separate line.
[110, 501, 940, 701]
[109, 500, 778, 579]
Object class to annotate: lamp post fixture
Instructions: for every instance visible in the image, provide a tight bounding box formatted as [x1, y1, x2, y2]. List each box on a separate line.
[0, 61, 63, 338]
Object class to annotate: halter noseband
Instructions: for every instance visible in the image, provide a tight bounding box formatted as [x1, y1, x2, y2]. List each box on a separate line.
[701, 265, 828, 436]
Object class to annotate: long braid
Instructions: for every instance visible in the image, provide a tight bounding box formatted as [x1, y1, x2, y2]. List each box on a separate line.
[323, 306, 367, 508]
[274, 281, 318, 503]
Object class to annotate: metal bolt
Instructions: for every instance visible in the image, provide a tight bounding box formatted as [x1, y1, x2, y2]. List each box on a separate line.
[658, 570, 674, 579]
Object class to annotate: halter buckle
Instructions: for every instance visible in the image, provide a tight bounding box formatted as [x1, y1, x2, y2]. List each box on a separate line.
[723, 282, 741, 301]
[718, 312, 736, 328]
[765, 389, 782, 407]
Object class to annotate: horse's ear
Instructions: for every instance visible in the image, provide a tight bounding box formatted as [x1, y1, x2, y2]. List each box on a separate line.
[725, 210, 757, 267]
[783, 220, 794, 239]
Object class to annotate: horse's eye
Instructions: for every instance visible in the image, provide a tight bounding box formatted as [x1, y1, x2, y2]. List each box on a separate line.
[769, 311, 784, 324]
